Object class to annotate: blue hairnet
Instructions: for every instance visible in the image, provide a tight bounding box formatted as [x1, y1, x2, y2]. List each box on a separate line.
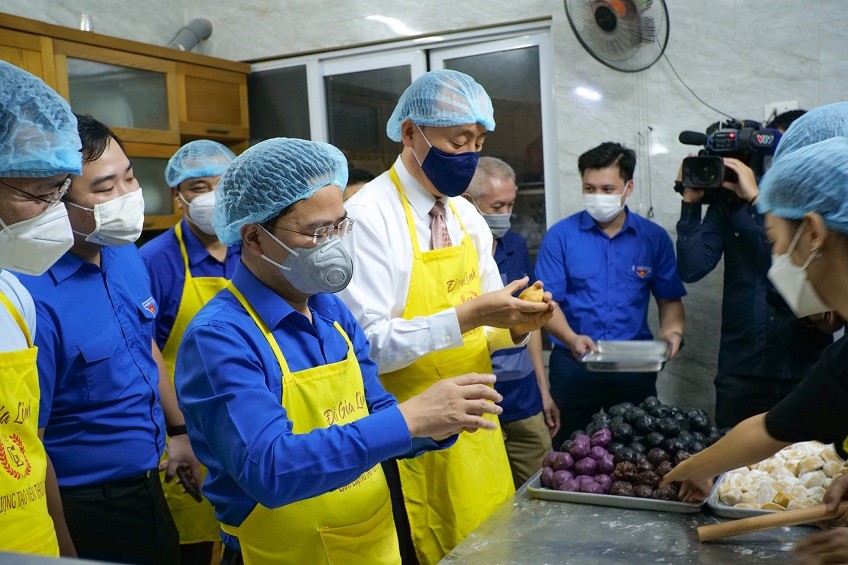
[386, 70, 495, 142]
[213, 138, 348, 245]
[774, 101, 848, 160]
[165, 140, 236, 187]
[0, 61, 81, 178]
[758, 136, 848, 234]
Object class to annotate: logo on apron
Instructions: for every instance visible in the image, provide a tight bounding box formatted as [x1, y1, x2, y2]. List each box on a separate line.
[0, 434, 31, 480]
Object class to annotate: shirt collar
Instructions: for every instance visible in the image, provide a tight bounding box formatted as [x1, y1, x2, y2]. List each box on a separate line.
[393, 155, 443, 222]
[579, 206, 637, 234]
[180, 218, 239, 268]
[230, 261, 331, 330]
[48, 249, 99, 284]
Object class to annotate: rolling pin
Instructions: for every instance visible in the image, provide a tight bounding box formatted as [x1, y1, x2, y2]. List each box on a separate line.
[698, 501, 848, 542]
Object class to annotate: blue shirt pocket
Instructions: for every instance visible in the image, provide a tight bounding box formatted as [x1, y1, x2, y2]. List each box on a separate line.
[78, 325, 126, 402]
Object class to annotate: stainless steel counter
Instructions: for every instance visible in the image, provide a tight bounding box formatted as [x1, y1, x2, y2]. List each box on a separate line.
[441, 483, 809, 564]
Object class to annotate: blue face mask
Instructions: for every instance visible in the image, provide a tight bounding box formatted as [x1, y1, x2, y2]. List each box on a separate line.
[413, 124, 479, 198]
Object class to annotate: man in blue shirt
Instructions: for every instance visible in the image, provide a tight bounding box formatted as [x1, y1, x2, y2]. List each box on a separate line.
[140, 139, 240, 564]
[16, 115, 200, 564]
[536, 142, 686, 448]
[675, 111, 839, 428]
[175, 137, 506, 564]
[466, 156, 560, 488]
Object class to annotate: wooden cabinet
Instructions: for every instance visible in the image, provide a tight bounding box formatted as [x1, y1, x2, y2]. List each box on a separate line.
[53, 40, 181, 145]
[178, 63, 249, 141]
[0, 12, 250, 231]
[0, 27, 57, 88]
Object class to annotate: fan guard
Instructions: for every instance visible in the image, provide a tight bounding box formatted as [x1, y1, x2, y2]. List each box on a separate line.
[565, 0, 670, 73]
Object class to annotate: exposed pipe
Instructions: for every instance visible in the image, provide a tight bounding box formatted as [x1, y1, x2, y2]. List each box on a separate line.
[168, 18, 213, 52]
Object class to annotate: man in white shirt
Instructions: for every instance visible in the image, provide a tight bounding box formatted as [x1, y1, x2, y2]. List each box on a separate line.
[339, 69, 554, 564]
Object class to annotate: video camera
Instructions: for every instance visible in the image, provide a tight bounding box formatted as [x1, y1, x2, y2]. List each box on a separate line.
[677, 119, 781, 203]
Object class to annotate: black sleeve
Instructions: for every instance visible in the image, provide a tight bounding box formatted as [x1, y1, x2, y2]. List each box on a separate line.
[765, 335, 848, 457]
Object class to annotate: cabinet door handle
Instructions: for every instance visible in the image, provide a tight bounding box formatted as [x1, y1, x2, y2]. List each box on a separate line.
[206, 128, 231, 134]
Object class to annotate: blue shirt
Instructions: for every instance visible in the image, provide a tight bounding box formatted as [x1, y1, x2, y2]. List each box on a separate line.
[176, 263, 448, 538]
[139, 219, 241, 350]
[16, 246, 165, 487]
[492, 229, 543, 422]
[535, 208, 686, 349]
[676, 200, 832, 378]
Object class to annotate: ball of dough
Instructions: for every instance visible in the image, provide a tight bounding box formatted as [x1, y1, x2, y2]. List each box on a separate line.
[637, 471, 661, 488]
[610, 481, 635, 497]
[633, 484, 654, 498]
[519, 286, 545, 302]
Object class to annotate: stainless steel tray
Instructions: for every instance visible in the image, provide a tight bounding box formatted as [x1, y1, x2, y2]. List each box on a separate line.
[527, 470, 703, 514]
[580, 340, 670, 372]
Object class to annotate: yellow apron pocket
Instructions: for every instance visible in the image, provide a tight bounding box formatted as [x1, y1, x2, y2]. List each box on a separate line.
[318, 496, 400, 565]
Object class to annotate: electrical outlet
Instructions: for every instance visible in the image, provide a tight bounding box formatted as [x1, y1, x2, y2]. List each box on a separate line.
[764, 100, 798, 123]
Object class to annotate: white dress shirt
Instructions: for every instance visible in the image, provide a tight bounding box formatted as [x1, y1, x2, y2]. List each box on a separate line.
[0, 270, 36, 352]
[340, 156, 519, 374]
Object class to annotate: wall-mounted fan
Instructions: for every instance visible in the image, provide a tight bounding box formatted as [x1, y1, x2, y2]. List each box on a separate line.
[564, 0, 670, 73]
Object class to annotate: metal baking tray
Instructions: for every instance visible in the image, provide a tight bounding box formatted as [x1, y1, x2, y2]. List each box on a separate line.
[526, 471, 703, 514]
[580, 340, 670, 372]
[705, 473, 811, 520]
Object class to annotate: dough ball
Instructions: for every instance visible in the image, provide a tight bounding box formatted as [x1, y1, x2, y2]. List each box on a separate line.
[610, 481, 635, 497]
[636, 470, 661, 488]
[636, 458, 655, 473]
[519, 286, 545, 302]
[633, 484, 654, 498]
[646, 448, 671, 467]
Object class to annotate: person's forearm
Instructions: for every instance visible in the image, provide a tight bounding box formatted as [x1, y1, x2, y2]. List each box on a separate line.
[152, 340, 184, 426]
[544, 306, 577, 347]
[657, 298, 685, 337]
[528, 331, 548, 390]
[41, 432, 76, 557]
[677, 414, 790, 481]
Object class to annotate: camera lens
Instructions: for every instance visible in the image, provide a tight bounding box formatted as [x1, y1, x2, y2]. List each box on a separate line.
[693, 160, 721, 186]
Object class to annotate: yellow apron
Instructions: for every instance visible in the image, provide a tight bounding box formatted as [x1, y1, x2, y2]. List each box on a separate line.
[221, 283, 400, 565]
[159, 222, 229, 544]
[0, 292, 59, 556]
[382, 168, 514, 564]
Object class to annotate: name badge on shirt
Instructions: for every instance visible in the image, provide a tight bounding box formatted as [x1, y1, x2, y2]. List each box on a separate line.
[141, 297, 158, 318]
[633, 265, 652, 278]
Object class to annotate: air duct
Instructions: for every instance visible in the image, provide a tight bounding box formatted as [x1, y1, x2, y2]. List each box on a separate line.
[168, 18, 213, 52]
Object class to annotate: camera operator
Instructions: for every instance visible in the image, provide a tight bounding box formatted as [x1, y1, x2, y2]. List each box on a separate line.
[675, 111, 843, 429]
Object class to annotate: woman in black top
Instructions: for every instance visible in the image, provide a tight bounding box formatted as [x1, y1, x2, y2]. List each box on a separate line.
[663, 129, 848, 563]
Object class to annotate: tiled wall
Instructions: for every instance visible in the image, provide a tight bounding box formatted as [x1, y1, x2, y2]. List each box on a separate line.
[5, 0, 846, 415]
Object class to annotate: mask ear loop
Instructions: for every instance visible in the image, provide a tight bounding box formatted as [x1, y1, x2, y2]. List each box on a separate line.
[258, 224, 299, 271]
[411, 123, 433, 168]
[786, 221, 820, 270]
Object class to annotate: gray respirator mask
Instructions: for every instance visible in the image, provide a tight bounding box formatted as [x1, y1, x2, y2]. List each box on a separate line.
[260, 226, 353, 294]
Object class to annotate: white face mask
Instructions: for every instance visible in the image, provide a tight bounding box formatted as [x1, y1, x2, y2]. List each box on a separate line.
[67, 189, 145, 247]
[0, 203, 74, 275]
[767, 223, 830, 318]
[583, 193, 625, 223]
[178, 190, 216, 235]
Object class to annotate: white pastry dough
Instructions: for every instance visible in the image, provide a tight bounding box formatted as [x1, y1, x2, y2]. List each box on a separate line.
[717, 441, 846, 511]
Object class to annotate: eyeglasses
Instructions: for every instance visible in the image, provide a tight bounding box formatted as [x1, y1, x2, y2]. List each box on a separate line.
[272, 217, 355, 244]
[0, 176, 72, 206]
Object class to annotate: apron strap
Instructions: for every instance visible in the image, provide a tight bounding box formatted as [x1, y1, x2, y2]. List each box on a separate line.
[227, 282, 355, 384]
[0, 291, 32, 348]
[174, 221, 193, 281]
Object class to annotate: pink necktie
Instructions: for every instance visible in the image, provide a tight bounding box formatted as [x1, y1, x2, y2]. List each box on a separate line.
[429, 200, 452, 249]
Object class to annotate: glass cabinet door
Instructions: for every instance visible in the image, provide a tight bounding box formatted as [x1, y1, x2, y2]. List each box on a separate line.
[54, 40, 179, 144]
[122, 143, 181, 231]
